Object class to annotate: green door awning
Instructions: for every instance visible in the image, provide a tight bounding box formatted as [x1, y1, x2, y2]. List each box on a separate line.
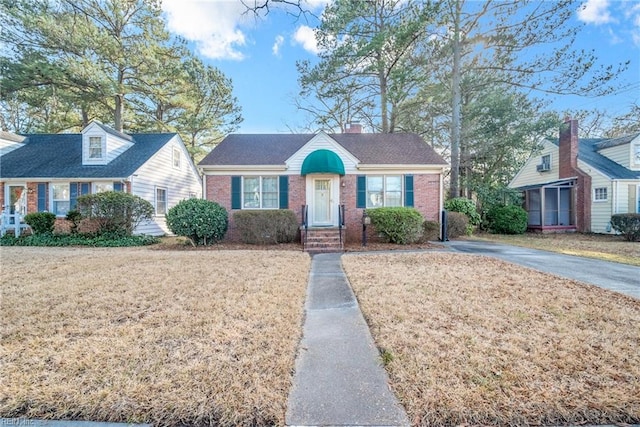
[301, 149, 345, 175]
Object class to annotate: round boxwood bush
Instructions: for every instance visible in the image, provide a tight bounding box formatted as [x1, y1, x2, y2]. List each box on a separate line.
[24, 212, 56, 235]
[367, 207, 424, 244]
[487, 205, 528, 234]
[444, 197, 481, 226]
[166, 199, 228, 245]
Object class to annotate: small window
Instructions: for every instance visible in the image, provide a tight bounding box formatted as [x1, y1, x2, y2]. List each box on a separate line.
[52, 183, 70, 216]
[173, 147, 181, 169]
[156, 187, 167, 215]
[89, 136, 103, 159]
[634, 144, 640, 165]
[594, 187, 608, 202]
[94, 182, 113, 193]
[541, 154, 551, 167]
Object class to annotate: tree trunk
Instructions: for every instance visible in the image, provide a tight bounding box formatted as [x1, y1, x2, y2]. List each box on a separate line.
[449, 0, 462, 199]
[114, 94, 123, 132]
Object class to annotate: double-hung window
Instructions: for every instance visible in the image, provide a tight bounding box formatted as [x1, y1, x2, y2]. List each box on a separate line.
[52, 183, 70, 216]
[88, 136, 103, 159]
[156, 187, 167, 215]
[365, 175, 403, 208]
[243, 176, 278, 209]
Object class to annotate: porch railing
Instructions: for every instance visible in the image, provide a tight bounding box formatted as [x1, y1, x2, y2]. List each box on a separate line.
[301, 204, 308, 251]
[0, 211, 30, 237]
[338, 204, 345, 246]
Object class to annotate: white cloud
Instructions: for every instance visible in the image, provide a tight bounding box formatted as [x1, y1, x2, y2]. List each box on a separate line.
[162, 0, 249, 61]
[272, 34, 284, 56]
[577, 0, 615, 25]
[293, 25, 320, 54]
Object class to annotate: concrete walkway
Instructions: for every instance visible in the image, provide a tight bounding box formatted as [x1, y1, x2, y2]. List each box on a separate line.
[286, 253, 409, 427]
[444, 240, 640, 299]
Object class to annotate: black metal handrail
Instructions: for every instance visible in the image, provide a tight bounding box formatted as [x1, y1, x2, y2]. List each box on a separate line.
[301, 204, 308, 251]
[338, 204, 345, 246]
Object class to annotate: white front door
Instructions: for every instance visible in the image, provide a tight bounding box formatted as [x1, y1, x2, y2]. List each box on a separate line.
[313, 178, 332, 225]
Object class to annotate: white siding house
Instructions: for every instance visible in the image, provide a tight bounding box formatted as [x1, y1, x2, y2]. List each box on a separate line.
[509, 119, 640, 233]
[0, 122, 201, 236]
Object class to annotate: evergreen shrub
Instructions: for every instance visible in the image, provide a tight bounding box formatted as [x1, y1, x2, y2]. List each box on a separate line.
[233, 210, 299, 244]
[367, 207, 424, 244]
[166, 198, 228, 245]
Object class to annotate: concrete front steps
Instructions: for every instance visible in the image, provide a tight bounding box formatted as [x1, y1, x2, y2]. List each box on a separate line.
[302, 227, 345, 253]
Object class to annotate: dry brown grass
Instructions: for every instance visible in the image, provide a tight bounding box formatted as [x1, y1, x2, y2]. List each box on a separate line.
[0, 247, 310, 426]
[472, 232, 640, 266]
[342, 252, 640, 426]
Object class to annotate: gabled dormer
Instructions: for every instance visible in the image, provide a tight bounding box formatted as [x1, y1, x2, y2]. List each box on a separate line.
[596, 133, 640, 171]
[81, 121, 134, 165]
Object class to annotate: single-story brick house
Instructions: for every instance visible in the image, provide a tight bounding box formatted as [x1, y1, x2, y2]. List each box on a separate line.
[1, 121, 201, 236]
[198, 124, 448, 248]
[509, 118, 640, 233]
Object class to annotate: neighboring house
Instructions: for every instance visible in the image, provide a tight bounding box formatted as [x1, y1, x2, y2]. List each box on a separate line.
[509, 118, 640, 234]
[0, 131, 26, 156]
[0, 122, 201, 236]
[198, 124, 448, 248]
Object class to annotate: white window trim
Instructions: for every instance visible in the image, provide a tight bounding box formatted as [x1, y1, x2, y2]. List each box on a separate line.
[241, 176, 279, 210]
[155, 187, 168, 216]
[365, 175, 404, 208]
[593, 187, 608, 202]
[634, 144, 640, 166]
[93, 182, 114, 193]
[51, 182, 71, 217]
[172, 147, 182, 170]
[88, 136, 105, 160]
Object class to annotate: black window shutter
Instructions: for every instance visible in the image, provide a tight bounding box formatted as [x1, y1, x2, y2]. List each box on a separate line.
[231, 176, 241, 209]
[70, 182, 78, 210]
[80, 183, 90, 195]
[37, 183, 46, 212]
[404, 175, 414, 207]
[279, 175, 288, 209]
[356, 175, 366, 208]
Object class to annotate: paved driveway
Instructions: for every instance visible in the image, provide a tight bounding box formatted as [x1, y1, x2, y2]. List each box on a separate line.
[444, 240, 639, 300]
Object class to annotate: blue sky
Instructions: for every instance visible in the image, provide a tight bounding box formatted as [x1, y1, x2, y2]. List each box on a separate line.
[161, 0, 640, 134]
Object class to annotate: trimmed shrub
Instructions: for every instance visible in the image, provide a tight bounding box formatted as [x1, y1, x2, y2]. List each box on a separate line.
[444, 197, 481, 226]
[65, 210, 83, 234]
[0, 233, 158, 247]
[610, 213, 640, 242]
[76, 191, 154, 236]
[367, 207, 424, 244]
[446, 211, 469, 238]
[166, 198, 228, 245]
[233, 210, 299, 244]
[486, 205, 528, 234]
[24, 212, 56, 235]
[421, 220, 440, 242]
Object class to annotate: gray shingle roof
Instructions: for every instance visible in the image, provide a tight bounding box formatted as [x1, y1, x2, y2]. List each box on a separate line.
[548, 135, 640, 180]
[198, 133, 447, 166]
[0, 132, 176, 179]
[595, 132, 639, 150]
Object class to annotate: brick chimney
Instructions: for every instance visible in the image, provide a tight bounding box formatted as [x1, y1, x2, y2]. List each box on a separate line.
[345, 122, 362, 133]
[558, 117, 592, 232]
[559, 117, 578, 178]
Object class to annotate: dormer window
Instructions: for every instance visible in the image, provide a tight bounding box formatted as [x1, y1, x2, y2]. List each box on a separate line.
[89, 136, 103, 159]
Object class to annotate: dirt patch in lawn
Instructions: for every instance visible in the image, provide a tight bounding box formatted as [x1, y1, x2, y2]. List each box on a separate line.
[0, 247, 310, 426]
[342, 252, 640, 426]
[472, 232, 640, 266]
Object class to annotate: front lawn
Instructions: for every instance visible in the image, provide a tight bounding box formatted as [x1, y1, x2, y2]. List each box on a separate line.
[343, 252, 640, 426]
[0, 247, 310, 426]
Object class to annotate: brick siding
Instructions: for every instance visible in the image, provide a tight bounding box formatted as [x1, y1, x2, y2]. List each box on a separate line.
[207, 173, 442, 244]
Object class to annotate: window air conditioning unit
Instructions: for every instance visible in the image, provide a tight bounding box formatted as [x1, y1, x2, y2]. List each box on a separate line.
[536, 163, 551, 172]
